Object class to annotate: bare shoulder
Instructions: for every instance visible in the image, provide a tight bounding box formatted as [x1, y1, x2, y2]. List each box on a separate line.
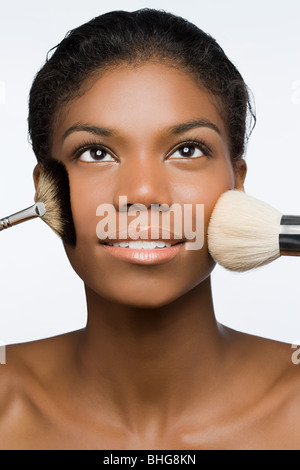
[270, 342, 300, 448]
[236, 329, 300, 448]
[0, 329, 81, 382]
[238, 329, 300, 395]
[277, 340, 300, 416]
[0, 331, 81, 449]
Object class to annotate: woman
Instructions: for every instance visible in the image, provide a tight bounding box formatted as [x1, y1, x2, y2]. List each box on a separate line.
[1, 8, 299, 450]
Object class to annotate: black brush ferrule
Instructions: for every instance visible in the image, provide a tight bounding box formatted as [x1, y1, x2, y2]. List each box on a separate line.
[279, 215, 300, 255]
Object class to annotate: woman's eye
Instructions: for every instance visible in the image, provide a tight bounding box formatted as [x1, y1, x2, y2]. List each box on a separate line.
[169, 144, 204, 159]
[78, 147, 115, 162]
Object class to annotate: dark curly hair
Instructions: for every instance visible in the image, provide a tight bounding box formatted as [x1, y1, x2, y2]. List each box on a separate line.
[28, 8, 256, 166]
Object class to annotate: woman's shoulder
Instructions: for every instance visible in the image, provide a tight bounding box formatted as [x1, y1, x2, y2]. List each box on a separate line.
[263, 337, 300, 448]
[232, 328, 300, 391]
[0, 331, 82, 448]
[1, 329, 81, 371]
[215, 328, 300, 448]
[234, 329, 300, 443]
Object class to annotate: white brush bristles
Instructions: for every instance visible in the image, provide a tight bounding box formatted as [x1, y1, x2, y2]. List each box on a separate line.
[207, 190, 283, 272]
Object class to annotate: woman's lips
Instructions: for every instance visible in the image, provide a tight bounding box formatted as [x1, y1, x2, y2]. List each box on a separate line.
[101, 241, 185, 265]
[99, 226, 186, 264]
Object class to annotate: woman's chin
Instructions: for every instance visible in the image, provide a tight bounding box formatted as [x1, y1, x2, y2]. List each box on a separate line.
[65, 239, 215, 309]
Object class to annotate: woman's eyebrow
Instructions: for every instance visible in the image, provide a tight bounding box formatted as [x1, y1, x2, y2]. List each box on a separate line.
[62, 119, 221, 141]
[62, 123, 115, 140]
[168, 119, 221, 136]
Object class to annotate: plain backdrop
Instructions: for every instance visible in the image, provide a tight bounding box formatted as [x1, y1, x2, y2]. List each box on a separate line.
[0, 0, 300, 345]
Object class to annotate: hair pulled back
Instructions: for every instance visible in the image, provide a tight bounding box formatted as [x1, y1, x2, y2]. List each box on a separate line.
[28, 9, 256, 164]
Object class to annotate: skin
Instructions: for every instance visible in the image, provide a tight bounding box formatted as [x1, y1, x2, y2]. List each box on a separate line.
[1, 62, 300, 450]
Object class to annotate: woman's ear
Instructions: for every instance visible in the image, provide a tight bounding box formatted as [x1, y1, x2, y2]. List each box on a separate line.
[33, 163, 42, 192]
[234, 158, 247, 191]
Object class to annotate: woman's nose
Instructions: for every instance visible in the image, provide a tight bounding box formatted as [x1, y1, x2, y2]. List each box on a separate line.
[113, 156, 173, 211]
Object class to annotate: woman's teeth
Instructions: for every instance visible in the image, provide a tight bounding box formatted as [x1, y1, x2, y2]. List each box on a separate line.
[106, 241, 172, 249]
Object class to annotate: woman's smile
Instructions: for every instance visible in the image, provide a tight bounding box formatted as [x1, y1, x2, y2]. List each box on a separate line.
[100, 240, 186, 265]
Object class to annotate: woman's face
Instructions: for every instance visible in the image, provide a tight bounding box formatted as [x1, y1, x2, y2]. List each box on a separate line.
[49, 62, 246, 307]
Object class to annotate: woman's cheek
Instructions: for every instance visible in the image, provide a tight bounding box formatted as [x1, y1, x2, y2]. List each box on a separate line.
[173, 160, 235, 243]
[68, 169, 103, 241]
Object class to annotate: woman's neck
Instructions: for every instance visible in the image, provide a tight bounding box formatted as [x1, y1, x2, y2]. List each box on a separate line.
[75, 276, 230, 432]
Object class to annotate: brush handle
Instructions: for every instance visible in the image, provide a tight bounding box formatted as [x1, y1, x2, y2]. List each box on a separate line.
[279, 215, 300, 255]
[0, 202, 46, 231]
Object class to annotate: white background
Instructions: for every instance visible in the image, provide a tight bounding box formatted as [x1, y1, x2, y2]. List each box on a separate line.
[0, 0, 300, 345]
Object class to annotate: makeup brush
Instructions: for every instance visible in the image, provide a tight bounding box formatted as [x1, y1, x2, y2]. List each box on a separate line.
[0, 158, 76, 246]
[207, 189, 300, 272]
